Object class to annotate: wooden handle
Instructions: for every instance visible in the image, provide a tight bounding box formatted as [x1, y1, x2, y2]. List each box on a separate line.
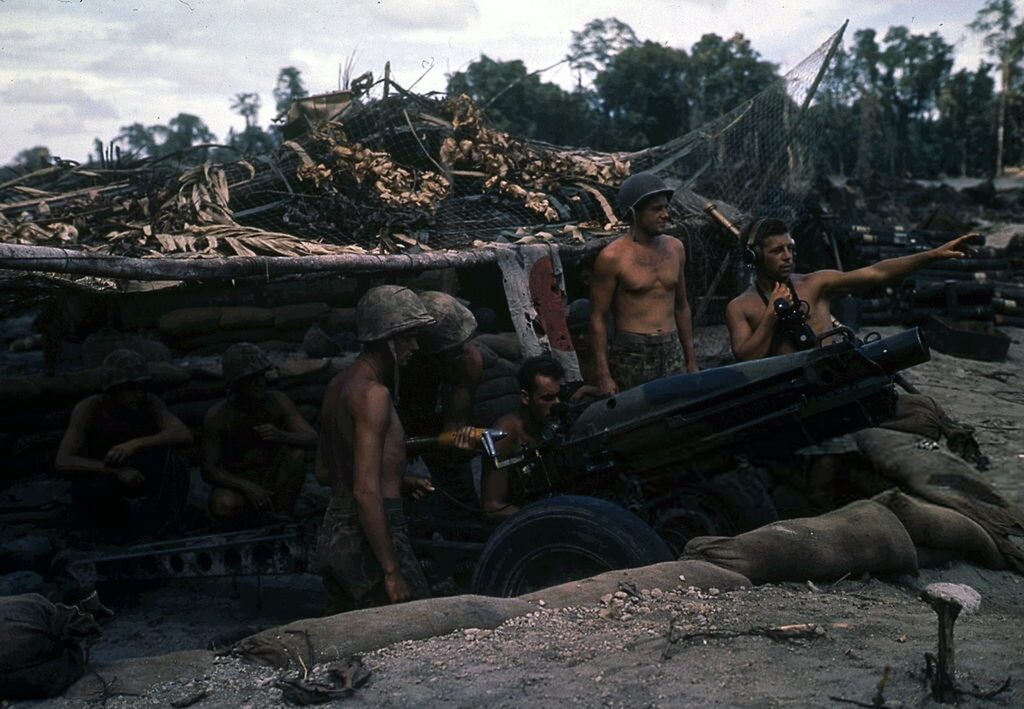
[703, 203, 741, 238]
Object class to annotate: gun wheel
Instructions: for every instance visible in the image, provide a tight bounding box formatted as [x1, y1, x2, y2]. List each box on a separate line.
[653, 468, 779, 555]
[470, 495, 673, 597]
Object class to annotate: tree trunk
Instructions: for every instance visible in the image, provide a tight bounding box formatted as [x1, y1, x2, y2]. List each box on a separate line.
[996, 62, 1008, 177]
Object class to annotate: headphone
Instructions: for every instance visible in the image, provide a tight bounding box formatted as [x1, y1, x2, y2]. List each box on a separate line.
[742, 218, 794, 267]
[742, 218, 770, 266]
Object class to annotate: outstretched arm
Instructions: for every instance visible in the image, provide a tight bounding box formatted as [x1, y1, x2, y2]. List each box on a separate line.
[589, 250, 618, 394]
[817, 233, 979, 297]
[673, 243, 698, 372]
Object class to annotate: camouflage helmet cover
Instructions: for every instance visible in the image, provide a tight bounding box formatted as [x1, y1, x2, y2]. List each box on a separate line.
[102, 349, 151, 391]
[223, 342, 273, 385]
[417, 291, 477, 353]
[356, 285, 435, 342]
[616, 172, 674, 218]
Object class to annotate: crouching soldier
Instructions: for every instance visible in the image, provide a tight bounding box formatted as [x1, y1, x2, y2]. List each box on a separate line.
[481, 356, 568, 522]
[56, 349, 193, 540]
[317, 286, 436, 612]
[201, 343, 317, 527]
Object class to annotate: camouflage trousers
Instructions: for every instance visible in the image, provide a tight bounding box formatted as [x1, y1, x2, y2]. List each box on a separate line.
[316, 495, 431, 613]
[609, 331, 685, 391]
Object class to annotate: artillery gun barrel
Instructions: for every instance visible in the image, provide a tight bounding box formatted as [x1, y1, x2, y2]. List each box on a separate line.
[562, 329, 930, 475]
[858, 328, 929, 374]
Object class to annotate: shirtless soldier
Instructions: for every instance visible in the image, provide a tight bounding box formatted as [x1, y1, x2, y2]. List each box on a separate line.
[590, 172, 698, 394]
[725, 218, 978, 360]
[316, 286, 436, 611]
[202, 343, 317, 527]
[480, 356, 566, 522]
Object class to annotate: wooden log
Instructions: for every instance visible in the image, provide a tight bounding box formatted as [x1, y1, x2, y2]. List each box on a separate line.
[0, 239, 616, 282]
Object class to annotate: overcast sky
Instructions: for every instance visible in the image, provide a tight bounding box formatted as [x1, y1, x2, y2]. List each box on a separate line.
[0, 0, 988, 165]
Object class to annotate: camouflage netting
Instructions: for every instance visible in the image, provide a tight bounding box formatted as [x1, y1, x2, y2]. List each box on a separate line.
[0, 26, 844, 274]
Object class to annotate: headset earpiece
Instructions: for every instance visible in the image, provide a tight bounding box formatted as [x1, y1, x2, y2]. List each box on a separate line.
[742, 218, 767, 266]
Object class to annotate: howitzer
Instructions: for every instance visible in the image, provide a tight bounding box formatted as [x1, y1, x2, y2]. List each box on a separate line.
[506, 328, 928, 499]
[465, 329, 931, 596]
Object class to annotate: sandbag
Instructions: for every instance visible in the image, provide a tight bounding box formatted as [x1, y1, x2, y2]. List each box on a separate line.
[520, 559, 750, 609]
[876, 393, 962, 442]
[219, 307, 274, 330]
[236, 595, 533, 669]
[324, 308, 357, 333]
[683, 500, 918, 584]
[471, 395, 520, 428]
[873, 489, 1005, 569]
[856, 427, 1024, 574]
[178, 327, 306, 352]
[158, 307, 223, 338]
[473, 333, 522, 362]
[0, 593, 102, 699]
[274, 303, 330, 330]
[81, 329, 173, 368]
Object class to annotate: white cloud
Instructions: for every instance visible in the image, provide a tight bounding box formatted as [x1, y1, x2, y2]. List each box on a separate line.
[2, 80, 119, 119]
[369, 0, 479, 30]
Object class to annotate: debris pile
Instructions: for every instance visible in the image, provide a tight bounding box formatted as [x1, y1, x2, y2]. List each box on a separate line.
[0, 92, 629, 262]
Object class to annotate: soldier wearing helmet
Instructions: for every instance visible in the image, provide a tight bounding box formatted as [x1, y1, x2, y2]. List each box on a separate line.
[589, 172, 699, 395]
[398, 291, 483, 506]
[316, 286, 436, 611]
[56, 349, 193, 539]
[201, 343, 317, 528]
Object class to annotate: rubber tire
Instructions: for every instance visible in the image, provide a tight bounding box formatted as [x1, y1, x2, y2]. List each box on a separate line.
[654, 468, 779, 555]
[471, 495, 673, 597]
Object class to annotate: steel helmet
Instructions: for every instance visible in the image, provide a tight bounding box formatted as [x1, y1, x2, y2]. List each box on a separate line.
[222, 342, 273, 385]
[616, 172, 674, 219]
[356, 285, 435, 342]
[417, 291, 477, 353]
[102, 349, 151, 391]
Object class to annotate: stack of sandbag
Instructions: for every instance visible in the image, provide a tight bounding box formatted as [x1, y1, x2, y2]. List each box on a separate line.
[683, 500, 919, 584]
[873, 489, 1005, 569]
[470, 333, 522, 428]
[156, 304, 356, 356]
[855, 427, 1024, 574]
[0, 593, 102, 700]
[162, 355, 355, 428]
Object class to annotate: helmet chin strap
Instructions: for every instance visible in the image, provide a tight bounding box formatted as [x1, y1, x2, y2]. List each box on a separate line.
[387, 339, 401, 405]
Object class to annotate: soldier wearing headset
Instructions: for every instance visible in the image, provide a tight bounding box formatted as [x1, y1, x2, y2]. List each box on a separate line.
[725, 217, 978, 361]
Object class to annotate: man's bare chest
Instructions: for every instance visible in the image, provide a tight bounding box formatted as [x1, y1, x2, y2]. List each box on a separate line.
[618, 245, 679, 293]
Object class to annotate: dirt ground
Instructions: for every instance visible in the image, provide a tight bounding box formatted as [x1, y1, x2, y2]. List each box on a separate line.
[26, 324, 1024, 707]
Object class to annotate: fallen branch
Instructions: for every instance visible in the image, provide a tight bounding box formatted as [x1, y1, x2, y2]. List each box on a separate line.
[662, 621, 838, 659]
[0, 238, 615, 282]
